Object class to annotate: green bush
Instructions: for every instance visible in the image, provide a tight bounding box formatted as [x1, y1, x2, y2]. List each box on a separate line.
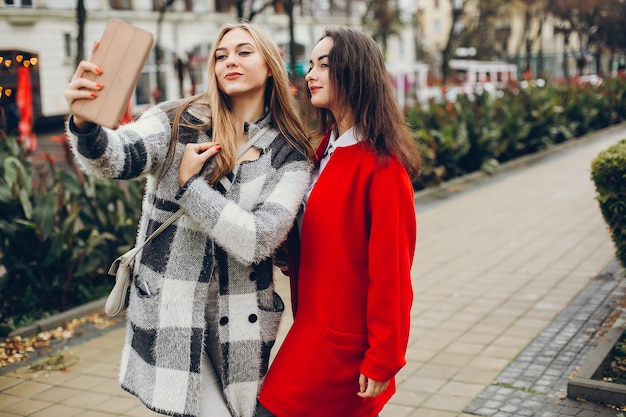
[2, 76, 626, 332]
[0, 135, 143, 334]
[409, 76, 626, 189]
[591, 138, 626, 269]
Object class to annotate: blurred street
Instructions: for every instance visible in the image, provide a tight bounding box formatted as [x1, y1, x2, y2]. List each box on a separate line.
[1, 123, 626, 417]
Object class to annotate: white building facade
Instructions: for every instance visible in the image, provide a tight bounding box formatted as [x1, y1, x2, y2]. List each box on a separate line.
[1, 0, 594, 127]
[0, 0, 364, 123]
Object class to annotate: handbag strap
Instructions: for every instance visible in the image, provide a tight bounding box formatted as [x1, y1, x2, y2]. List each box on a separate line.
[125, 207, 185, 264]
[219, 124, 270, 191]
[125, 124, 271, 264]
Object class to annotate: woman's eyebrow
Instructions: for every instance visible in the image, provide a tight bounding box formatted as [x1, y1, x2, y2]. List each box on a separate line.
[215, 42, 255, 52]
[310, 54, 329, 64]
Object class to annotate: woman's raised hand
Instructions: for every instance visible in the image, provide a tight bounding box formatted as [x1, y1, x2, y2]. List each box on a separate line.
[179, 142, 222, 186]
[65, 41, 103, 130]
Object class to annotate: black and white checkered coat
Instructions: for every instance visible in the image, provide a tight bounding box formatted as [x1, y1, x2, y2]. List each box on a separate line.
[67, 100, 311, 417]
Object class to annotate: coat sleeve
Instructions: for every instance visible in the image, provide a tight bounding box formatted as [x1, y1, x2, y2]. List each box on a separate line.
[66, 104, 172, 181]
[175, 146, 312, 266]
[360, 160, 416, 382]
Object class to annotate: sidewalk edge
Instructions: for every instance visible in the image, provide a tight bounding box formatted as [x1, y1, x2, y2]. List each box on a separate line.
[414, 122, 626, 205]
[8, 298, 106, 338]
[7, 123, 626, 339]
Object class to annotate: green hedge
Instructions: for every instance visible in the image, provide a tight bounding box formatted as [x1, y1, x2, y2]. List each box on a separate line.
[409, 76, 626, 190]
[591, 139, 626, 269]
[0, 135, 143, 335]
[1, 76, 626, 334]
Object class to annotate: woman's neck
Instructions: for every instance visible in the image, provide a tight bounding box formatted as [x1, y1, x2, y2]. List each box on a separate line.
[333, 114, 354, 138]
[331, 105, 354, 137]
[231, 95, 265, 134]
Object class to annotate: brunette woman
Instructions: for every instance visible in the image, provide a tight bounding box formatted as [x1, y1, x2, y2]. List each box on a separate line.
[259, 26, 420, 417]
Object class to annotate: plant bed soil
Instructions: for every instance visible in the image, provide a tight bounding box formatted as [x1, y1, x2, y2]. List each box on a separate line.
[568, 321, 626, 408]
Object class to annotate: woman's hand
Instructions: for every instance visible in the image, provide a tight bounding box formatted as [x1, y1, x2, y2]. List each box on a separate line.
[357, 374, 389, 398]
[65, 41, 103, 131]
[179, 142, 222, 186]
[273, 239, 289, 276]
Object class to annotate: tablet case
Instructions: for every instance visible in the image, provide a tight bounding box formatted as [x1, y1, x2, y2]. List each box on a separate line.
[70, 19, 154, 129]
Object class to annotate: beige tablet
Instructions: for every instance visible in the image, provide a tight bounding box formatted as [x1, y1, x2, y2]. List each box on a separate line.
[70, 19, 154, 129]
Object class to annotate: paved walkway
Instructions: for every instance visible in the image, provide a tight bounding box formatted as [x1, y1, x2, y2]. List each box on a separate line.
[1, 124, 626, 417]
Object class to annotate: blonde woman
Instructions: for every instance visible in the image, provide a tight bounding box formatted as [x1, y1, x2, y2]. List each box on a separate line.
[65, 22, 313, 417]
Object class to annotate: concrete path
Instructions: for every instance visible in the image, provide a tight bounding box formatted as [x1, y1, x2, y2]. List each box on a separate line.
[1, 124, 626, 417]
[384, 123, 626, 417]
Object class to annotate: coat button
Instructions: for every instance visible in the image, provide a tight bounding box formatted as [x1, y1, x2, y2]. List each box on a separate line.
[248, 314, 258, 323]
[219, 316, 229, 325]
[249, 271, 257, 281]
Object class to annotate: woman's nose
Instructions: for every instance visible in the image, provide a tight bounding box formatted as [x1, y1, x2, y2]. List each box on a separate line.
[224, 54, 237, 67]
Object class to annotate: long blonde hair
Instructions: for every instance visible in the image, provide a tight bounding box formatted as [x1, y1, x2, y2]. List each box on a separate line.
[166, 22, 312, 183]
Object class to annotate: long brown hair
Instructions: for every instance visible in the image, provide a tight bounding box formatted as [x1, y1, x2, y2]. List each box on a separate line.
[165, 22, 313, 183]
[312, 26, 421, 179]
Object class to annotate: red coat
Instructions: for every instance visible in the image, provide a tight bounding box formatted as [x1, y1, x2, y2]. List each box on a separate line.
[259, 138, 416, 417]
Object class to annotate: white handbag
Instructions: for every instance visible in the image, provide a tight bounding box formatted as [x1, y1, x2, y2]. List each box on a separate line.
[105, 209, 184, 316]
[104, 124, 270, 317]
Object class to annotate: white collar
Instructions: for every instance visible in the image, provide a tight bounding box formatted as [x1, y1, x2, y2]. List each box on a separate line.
[327, 126, 359, 152]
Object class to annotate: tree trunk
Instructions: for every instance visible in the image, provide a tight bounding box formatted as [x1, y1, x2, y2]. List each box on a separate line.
[75, 0, 86, 68]
[536, 19, 543, 79]
[441, 9, 460, 85]
[286, 0, 297, 81]
[155, 0, 175, 104]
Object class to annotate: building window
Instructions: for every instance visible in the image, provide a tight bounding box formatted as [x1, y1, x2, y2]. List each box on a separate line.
[274, 0, 283, 13]
[110, 0, 132, 10]
[135, 73, 151, 106]
[5, 0, 35, 6]
[192, 0, 207, 12]
[215, 0, 231, 13]
[64, 33, 72, 58]
[153, 0, 181, 10]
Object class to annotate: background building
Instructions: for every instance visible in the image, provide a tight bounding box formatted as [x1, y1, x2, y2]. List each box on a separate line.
[1, 0, 623, 131]
[0, 0, 360, 127]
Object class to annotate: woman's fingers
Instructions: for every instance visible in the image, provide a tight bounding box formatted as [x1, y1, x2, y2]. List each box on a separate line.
[194, 142, 218, 153]
[70, 59, 102, 81]
[65, 41, 103, 129]
[66, 77, 102, 100]
[66, 41, 103, 107]
[65, 57, 104, 128]
[358, 373, 367, 395]
[356, 374, 389, 398]
[65, 59, 103, 105]
[179, 143, 221, 186]
[87, 40, 100, 61]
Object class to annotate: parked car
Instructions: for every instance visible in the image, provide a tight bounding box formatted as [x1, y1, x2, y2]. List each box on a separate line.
[577, 74, 603, 87]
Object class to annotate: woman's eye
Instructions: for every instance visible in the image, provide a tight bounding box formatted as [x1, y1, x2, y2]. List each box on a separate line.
[238, 50, 252, 56]
[216, 54, 226, 61]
